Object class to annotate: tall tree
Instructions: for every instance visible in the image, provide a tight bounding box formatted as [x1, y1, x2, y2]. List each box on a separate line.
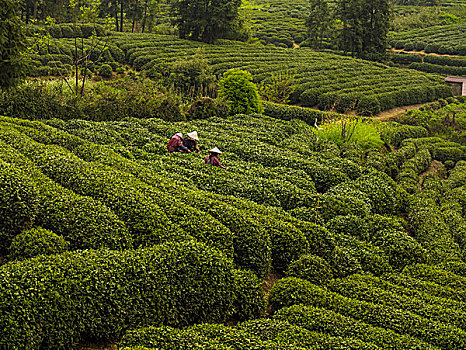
[337, 0, 392, 58]
[306, 0, 333, 49]
[171, 0, 242, 43]
[1, 0, 26, 89]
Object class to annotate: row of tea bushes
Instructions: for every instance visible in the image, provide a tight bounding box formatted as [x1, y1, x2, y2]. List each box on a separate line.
[119, 319, 381, 350]
[0, 241, 264, 349]
[389, 23, 466, 56]
[268, 277, 466, 349]
[273, 304, 437, 350]
[0, 136, 132, 256]
[109, 33, 449, 113]
[329, 275, 466, 330]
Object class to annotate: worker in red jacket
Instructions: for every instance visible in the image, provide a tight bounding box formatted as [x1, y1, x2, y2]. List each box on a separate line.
[205, 147, 228, 170]
[167, 133, 190, 153]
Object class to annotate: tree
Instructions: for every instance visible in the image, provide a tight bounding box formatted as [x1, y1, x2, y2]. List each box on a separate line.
[337, 0, 392, 58]
[218, 69, 263, 115]
[0, 0, 27, 89]
[171, 0, 242, 43]
[306, 0, 333, 49]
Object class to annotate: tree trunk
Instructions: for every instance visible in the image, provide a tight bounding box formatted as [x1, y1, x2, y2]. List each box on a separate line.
[120, 1, 124, 32]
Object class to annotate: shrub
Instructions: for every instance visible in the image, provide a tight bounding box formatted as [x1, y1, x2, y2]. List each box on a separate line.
[325, 215, 369, 241]
[269, 221, 309, 272]
[286, 254, 333, 285]
[357, 95, 381, 116]
[274, 304, 438, 350]
[0, 241, 237, 349]
[187, 97, 229, 120]
[0, 160, 39, 253]
[218, 69, 263, 115]
[168, 57, 217, 95]
[98, 63, 113, 78]
[231, 269, 266, 322]
[268, 277, 466, 349]
[7, 226, 69, 261]
[329, 246, 363, 278]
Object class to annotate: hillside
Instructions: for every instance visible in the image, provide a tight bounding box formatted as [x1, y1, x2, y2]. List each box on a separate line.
[1, 99, 466, 348]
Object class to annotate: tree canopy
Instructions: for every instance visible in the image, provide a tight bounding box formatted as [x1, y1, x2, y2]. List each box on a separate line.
[0, 0, 26, 89]
[171, 0, 243, 43]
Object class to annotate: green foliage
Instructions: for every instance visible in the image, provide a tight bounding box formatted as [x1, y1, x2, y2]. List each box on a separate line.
[7, 226, 69, 261]
[218, 69, 263, 115]
[187, 97, 229, 120]
[286, 254, 333, 285]
[0, 0, 26, 89]
[98, 63, 113, 78]
[0, 160, 39, 253]
[274, 304, 438, 349]
[337, 0, 392, 58]
[231, 269, 266, 321]
[268, 277, 466, 349]
[168, 56, 217, 95]
[0, 80, 185, 122]
[258, 71, 296, 104]
[171, 0, 243, 43]
[0, 241, 237, 349]
[316, 119, 384, 154]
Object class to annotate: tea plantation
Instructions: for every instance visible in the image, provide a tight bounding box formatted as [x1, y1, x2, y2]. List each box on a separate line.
[0, 97, 466, 348]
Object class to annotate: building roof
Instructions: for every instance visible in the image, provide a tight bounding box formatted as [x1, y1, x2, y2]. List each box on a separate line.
[445, 76, 466, 83]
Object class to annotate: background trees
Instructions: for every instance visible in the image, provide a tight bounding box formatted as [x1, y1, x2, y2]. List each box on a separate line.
[305, 0, 392, 58]
[170, 0, 243, 43]
[337, 0, 392, 58]
[0, 0, 26, 89]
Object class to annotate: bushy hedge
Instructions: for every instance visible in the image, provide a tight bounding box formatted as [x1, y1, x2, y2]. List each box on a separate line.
[329, 275, 466, 330]
[0, 241, 239, 349]
[7, 227, 69, 261]
[262, 101, 339, 125]
[383, 272, 466, 303]
[408, 192, 461, 262]
[268, 277, 466, 349]
[286, 254, 333, 285]
[274, 304, 438, 350]
[0, 136, 133, 252]
[0, 160, 39, 253]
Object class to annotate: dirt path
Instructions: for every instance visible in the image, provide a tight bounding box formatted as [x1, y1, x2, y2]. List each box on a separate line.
[390, 48, 465, 59]
[373, 103, 427, 121]
[419, 160, 447, 185]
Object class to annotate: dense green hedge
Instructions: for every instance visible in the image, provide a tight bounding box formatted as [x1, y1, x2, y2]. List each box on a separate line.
[262, 101, 339, 124]
[0, 137, 133, 252]
[274, 304, 438, 349]
[0, 241, 241, 349]
[7, 226, 69, 261]
[268, 277, 466, 349]
[329, 275, 466, 330]
[0, 160, 39, 253]
[407, 192, 461, 262]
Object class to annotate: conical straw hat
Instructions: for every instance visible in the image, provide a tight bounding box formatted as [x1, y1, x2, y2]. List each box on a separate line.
[186, 131, 199, 142]
[208, 147, 222, 154]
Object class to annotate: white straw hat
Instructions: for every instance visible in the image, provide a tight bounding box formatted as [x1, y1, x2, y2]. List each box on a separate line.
[186, 131, 199, 142]
[208, 147, 222, 154]
[174, 132, 183, 138]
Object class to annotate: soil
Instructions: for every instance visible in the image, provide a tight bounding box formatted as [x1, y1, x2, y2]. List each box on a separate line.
[373, 103, 427, 121]
[390, 48, 465, 59]
[419, 160, 447, 185]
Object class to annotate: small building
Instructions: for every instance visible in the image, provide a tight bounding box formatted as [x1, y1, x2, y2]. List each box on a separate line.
[445, 76, 466, 96]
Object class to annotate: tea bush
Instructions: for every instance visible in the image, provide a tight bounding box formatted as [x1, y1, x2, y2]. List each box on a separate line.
[0, 160, 39, 252]
[0, 241, 238, 349]
[7, 226, 68, 261]
[268, 277, 466, 348]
